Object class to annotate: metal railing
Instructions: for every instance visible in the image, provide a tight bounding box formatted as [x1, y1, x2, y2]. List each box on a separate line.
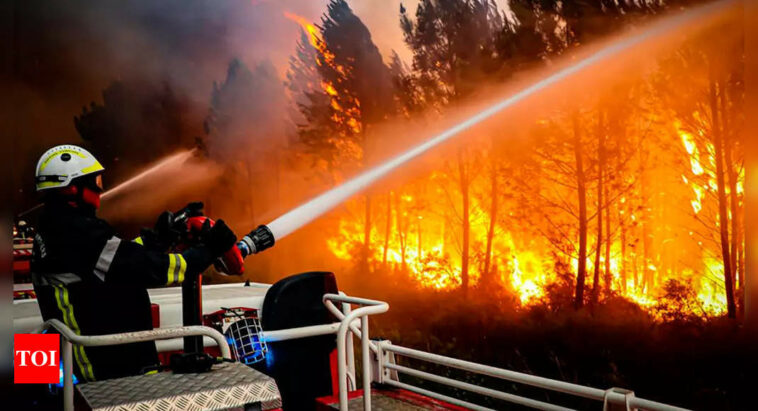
[261, 292, 687, 411]
[38, 292, 690, 411]
[323, 293, 389, 411]
[373, 341, 690, 411]
[37, 319, 231, 411]
[254, 292, 388, 411]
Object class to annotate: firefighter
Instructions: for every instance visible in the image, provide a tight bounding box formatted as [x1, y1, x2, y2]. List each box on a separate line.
[31, 145, 238, 382]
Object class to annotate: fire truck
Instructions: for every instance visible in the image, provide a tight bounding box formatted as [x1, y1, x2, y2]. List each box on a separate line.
[12, 224, 686, 411]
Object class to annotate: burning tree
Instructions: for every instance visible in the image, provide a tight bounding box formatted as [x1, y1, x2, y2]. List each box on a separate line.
[286, 0, 395, 259]
[292, 0, 741, 320]
[401, 0, 506, 295]
[654, 25, 745, 318]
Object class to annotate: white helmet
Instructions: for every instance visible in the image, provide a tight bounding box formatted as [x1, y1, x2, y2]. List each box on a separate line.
[35, 145, 104, 191]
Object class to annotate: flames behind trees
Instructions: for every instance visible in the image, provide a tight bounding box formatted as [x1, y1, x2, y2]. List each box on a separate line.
[285, 0, 745, 320]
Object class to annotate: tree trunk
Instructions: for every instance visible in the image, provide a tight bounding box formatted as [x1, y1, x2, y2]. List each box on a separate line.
[395, 192, 407, 272]
[633, 249, 639, 290]
[641, 169, 652, 294]
[573, 116, 588, 309]
[604, 183, 612, 297]
[620, 206, 627, 293]
[718, 80, 739, 288]
[721, 80, 741, 300]
[634, 134, 650, 293]
[591, 112, 604, 307]
[710, 76, 737, 318]
[364, 194, 372, 253]
[458, 149, 470, 297]
[383, 192, 392, 267]
[483, 160, 498, 285]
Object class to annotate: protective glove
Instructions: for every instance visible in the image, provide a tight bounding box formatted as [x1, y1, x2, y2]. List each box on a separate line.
[153, 202, 205, 249]
[153, 211, 183, 249]
[214, 246, 245, 275]
[204, 219, 237, 258]
[138, 227, 168, 252]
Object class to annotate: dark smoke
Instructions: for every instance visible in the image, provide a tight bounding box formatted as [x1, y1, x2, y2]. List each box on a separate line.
[6, 0, 331, 215]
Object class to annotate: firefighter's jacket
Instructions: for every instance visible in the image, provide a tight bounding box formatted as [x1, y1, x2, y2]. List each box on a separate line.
[31, 204, 215, 382]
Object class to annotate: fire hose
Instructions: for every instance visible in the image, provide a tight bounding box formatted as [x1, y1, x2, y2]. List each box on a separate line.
[150, 202, 275, 371]
[152, 202, 275, 276]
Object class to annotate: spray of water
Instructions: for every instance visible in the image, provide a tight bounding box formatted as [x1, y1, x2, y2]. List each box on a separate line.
[102, 149, 197, 200]
[265, 0, 734, 242]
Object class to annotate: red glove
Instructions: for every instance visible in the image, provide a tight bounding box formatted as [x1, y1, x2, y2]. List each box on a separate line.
[186, 216, 244, 275]
[214, 246, 245, 275]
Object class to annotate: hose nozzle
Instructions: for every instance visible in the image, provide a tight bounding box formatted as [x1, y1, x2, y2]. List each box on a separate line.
[237, 225, 275, 257]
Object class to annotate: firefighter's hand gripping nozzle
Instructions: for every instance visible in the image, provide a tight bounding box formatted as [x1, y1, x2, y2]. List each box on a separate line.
[237, 225, 275, 258]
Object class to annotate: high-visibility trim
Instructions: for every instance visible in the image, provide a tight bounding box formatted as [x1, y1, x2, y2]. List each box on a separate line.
[38, 150, 87, 173]
[176, 254, 187, 284]
[133, 236, 144, 245]
[94, 236, 121, 282]
[80, 161, 104, 174]
[166, 254, 177, 285]
[36, 181, 66, 189]
[165, 254, 187, 285]
[54, 284, 96, 381]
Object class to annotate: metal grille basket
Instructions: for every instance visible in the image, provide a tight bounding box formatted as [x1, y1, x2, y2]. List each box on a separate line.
[205, 307, 267, 365]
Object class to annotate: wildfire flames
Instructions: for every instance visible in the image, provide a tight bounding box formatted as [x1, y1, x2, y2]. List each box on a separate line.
[284, 12, 362, 136]
[322, 115, 742, 319]
[281, 5, 744, 321]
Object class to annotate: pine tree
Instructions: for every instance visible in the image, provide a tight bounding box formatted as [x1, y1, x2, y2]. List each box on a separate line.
[401, 0, 504, 104]
[286, 28, 341, 166]
[287, 0, 396, 258]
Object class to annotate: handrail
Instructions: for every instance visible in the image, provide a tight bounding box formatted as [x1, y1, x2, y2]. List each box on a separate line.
[38, 319, 232, 358]
[38, 319, 232, 411]
[383, 362, 571, 411]
[259, 322, 342, 342]
[323, 293, 389, 411]
[324, 293, 380, 356]
[39, 293, 690, 411]
[339, 292, 357, 390]
[377, 341, 690, 411]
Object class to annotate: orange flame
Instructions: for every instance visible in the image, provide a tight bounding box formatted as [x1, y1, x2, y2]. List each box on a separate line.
[283, 11, 322, 50]
[325, 144, 734, 318]
[285, 11, 361, 136]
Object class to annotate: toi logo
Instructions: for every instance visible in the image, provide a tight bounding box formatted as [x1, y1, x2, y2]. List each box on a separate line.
[14, 334, 60, 384]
